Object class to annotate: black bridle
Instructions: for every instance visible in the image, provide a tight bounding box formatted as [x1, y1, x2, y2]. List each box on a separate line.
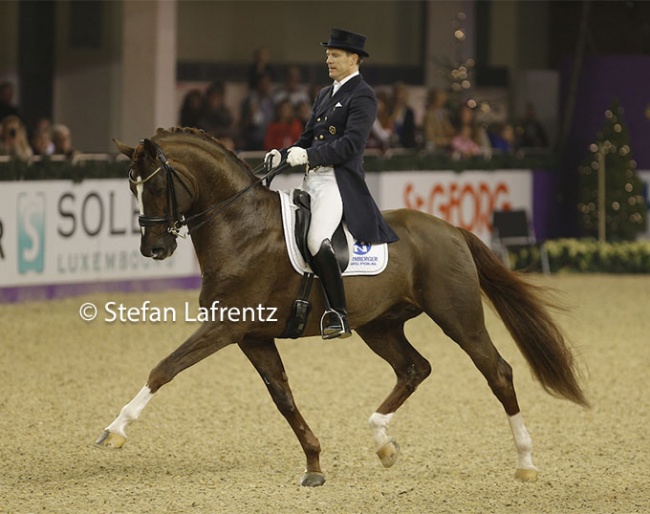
[128, 139, 288, 238]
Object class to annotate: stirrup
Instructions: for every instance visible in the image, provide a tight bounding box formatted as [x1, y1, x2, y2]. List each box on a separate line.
[320, 309, 352, 340]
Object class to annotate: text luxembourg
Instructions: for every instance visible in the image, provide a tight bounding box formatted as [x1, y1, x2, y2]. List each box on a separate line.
[103, 301, 278, 323]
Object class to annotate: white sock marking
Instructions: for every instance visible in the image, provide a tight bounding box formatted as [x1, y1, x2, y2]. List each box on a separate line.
[508, 413, 537, 470]
[105, 385, 154, 437]
[369, 412, 394, 451]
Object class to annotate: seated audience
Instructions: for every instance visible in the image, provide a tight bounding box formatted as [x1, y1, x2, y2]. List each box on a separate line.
[388, 82, 416, 148]
[273, 65, 310, 108]
[489, 122, 516, 153]
[52, 124, 79, 158]
[198, 81, 234, 140]
[450, 103, 491, 159]
[239, 72, 274, 151]
[367, 91, 393, 151]
[32, 126, 54, 156]
[295, 100, 312, 129]
[179, 88, 204, 128]
[517, 102, 549, 148]
[0, 115, 33, 161]
[248, 47, 274, 89]
[422, 88, 455, 152]
[263, 98, 303, 151]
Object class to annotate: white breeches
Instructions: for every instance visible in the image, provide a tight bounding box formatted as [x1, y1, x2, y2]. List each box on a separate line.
[302, 167, 343, 256]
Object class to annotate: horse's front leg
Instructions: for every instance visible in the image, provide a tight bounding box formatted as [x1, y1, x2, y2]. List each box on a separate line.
[238, 337, 325, 487]
[95, 321, 234, 449]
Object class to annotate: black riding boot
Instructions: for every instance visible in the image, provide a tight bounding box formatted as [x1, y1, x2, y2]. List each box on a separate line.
[311, 239, 352, 339]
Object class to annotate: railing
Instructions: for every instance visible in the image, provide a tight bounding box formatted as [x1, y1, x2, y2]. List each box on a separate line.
[0, 148, 558, 181]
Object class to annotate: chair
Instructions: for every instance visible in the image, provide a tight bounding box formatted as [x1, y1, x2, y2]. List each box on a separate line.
[491, 209, 550, 274]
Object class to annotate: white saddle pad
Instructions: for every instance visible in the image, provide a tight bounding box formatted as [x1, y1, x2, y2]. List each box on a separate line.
[278, 189, 388, 276]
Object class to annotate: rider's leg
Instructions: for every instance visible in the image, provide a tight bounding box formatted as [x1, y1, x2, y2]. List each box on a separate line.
[302, 168, 351, 339]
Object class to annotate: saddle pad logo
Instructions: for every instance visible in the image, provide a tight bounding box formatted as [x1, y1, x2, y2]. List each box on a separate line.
[353, 243, 372, 255]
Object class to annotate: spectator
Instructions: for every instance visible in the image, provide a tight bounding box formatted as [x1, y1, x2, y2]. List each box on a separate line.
[248, 47, 274, 89]
[388, 82, 416, 148]
[450, 103, 491, 159]
[517, 102, 549, 148]
[179, 88, 204, 128]
[0, 115, 33, 161]
[0, 81, 21, 121]
[307, 82, 322, 105]
[367, 91, 393, 151]
[422, 88, 455, 152]
[239, 72, 274, 151]
[295, 100, 312, 129]
[198, 81, 234, 140]
[273, 65, 310, 108]
[263, 98, 304, 151]
[31, 126, 54, 156]
[30, 117, 55, 156]
[489, 122, 516, 153]
[52, 124, 78, 158]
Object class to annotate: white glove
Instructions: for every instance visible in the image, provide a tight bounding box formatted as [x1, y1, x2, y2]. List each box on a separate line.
[286, 147, 309, 167]
[264, 149, 281, 168]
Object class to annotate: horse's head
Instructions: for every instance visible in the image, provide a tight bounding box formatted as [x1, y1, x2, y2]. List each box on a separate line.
[115, 137, 195, 260]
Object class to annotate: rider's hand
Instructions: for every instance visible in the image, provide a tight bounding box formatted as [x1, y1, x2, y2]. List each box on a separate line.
[264, 149, 281, 168]
[286, 147, 309, 167]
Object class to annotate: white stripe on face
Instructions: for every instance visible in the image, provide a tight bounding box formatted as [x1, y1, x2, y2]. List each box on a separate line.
[136, 176, 145, 235]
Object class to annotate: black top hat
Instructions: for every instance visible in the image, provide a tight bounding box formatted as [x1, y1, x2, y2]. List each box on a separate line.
[321, 28, 369, 58]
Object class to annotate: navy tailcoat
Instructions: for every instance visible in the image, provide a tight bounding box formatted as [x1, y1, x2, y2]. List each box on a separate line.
[285, 74, 399, 245]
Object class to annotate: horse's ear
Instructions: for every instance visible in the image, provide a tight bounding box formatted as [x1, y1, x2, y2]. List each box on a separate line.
[113, 139, 135, 159]
[141, 138, 158, 159]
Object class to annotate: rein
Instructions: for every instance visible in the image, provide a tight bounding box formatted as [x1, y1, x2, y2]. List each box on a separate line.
[129, 139, 288, 238]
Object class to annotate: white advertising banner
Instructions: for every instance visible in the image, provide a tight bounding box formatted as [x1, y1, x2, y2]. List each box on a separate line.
[0, 180, 199, 287]
[377, 170, 533, 243]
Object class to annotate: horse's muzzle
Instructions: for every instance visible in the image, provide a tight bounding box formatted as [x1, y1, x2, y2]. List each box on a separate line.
[141, 236, 177, 260]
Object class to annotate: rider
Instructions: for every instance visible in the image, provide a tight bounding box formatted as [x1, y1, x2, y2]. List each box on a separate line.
[266, 28, 398, 339]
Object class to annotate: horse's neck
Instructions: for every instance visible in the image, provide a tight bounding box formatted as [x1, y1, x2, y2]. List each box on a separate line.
[192, 154, 256, 207]
[187, 153, 282, 276]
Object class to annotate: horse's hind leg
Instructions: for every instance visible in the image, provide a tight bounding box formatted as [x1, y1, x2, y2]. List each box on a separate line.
[355, 322, 432, 468]
[238, 337, 325, 487]
[425, 287, 538, 481]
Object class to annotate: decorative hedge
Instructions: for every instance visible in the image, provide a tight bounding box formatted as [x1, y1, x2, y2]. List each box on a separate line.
[0, 158, 129, 182]
[511, 239, 650, 273]
[0, 150, 558, 181]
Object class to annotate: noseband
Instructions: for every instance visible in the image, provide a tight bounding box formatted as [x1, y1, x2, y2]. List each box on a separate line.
[128, 139, 287, 238]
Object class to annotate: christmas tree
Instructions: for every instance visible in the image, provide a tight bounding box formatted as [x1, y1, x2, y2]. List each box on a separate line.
[577, 100, 646, 241]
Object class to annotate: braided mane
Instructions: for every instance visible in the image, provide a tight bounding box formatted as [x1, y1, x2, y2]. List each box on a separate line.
[152, 126, 253, 173]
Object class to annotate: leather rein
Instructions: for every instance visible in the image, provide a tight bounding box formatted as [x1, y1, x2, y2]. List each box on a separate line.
[128, 139, 287, 238]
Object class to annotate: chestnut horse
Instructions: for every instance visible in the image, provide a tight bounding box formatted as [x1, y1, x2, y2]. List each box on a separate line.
[96, 128, 588, 487]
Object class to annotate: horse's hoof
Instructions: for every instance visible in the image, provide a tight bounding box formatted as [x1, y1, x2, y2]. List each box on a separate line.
[376, 438, 400, 468]
[94, 430, 126, 449]
[300, 471, 326, 487]
[514, 468, 538, 482]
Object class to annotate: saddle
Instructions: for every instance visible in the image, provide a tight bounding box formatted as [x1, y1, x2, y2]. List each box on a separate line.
[279, 189, 388, 339]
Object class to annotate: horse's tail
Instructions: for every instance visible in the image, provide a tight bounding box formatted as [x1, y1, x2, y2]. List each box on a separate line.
[459, 228, 589, 407]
